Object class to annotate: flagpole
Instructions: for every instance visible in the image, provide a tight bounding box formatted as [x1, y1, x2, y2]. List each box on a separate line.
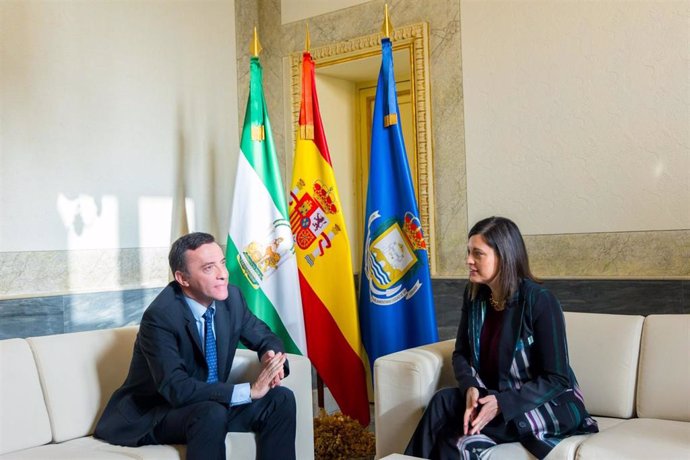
[381, 3, 393, 38]
[305, 21, 310, 52]
[249, 27, 265, 142]
[381, 4, 398, 127]
[250, 26, 262, 56]
[302, 20, 326, 412]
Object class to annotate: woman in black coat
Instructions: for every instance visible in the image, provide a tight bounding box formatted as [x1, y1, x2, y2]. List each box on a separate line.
[405, 216, 598, 459]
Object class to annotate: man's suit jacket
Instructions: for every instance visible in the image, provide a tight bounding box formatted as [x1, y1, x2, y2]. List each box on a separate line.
[453, 279, 598, 459]
[95, 282, 287, 447]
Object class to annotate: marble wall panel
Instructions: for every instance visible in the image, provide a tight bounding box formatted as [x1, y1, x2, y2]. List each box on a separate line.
[0, 287, 161, 339]
[544, 279, 689, 316]
[525, 230, 690, 278]
[0, 296, 64, 340]
[1, 279, 685, 341]
[432, 278, 465, 341]
[431, 278, 688, 341]
[0, 251, 70, 298]
[0, 247, 169, 299]
[63, 289, 158, 334]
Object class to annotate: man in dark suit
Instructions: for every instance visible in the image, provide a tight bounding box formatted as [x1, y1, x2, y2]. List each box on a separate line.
[95, 232, 296, 460]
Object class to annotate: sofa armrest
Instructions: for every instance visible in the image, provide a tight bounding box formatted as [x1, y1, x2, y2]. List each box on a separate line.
[0, 339, 53, 455]
[229, 349, 314, 460]
[280, 352, 315, 460]
[374, 340, 456, 458]
[227, 349, 263, 382]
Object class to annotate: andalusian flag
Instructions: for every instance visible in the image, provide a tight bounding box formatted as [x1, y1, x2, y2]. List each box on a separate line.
[288, 51, 370, 425]
[358, 38, 438, 367]
[227, 55, 307, 356]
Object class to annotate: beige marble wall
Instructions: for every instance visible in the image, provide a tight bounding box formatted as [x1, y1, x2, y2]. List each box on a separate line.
[0, 248, 170, 299]
[526, 231, 690, 278]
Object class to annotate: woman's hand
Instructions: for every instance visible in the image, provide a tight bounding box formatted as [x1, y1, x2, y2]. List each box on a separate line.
[463, 387, 480, 435]
[468, 394, 501, 435]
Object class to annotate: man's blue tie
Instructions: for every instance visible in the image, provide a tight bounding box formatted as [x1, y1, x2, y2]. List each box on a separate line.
[202, 307, 219, 383]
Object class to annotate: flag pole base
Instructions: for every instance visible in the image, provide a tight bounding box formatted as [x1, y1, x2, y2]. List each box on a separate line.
[317, 373, 325, 409]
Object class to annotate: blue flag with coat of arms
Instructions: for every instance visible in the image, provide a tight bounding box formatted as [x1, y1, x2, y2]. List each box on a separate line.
[358, 37, 438, 368]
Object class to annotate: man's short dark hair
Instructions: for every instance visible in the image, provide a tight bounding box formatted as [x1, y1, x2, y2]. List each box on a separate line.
[169, 232, 216, 274]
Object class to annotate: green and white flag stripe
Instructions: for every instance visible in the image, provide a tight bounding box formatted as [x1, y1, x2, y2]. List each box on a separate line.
[227, 56, 307, 356]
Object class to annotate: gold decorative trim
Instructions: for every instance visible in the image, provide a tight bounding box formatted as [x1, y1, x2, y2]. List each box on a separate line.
[289, 22, 437, 274]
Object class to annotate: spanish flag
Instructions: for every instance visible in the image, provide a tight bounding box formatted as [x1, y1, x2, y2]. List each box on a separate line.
[288, 51, 370, 425]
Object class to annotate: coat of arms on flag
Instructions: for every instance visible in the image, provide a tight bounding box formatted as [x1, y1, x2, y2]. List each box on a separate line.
[237, 219, 294, 289]
[289, 179, 341, 266]
[363, 211, 424, 305]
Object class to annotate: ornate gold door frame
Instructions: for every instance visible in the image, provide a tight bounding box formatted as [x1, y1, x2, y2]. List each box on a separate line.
[288, 22, 436, 274]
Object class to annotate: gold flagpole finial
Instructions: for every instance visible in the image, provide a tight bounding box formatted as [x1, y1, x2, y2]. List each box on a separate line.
[305, 22, 311, 52]
[251, 26, 262, 57]
[381, 3, 393, 38]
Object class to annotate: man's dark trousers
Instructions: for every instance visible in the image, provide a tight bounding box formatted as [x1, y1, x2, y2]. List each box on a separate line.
[151, 386, 296, 460]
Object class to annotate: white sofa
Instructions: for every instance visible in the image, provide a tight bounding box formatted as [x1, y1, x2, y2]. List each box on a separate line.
[374, 313, 690, 460]
[0, 326, 314, 459]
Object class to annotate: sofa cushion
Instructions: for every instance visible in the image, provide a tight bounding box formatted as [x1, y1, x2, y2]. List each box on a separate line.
[14, 432, 257, 460]
[479, 416, 625, 460]
[44, 436, 183, 459]
[575, 418, 690, 460]
[636, 314, 690, 421]
[27, 327, 138, 443]
[0, 442, 130, 459]
[379, 455, 425, 459]
[563, 312, 643, 418]
[0, 339, 52, 455]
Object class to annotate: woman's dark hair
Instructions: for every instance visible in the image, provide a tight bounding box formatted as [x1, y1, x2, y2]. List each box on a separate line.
[468, 216, 539, 301]
[169, 232, 216, 275]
